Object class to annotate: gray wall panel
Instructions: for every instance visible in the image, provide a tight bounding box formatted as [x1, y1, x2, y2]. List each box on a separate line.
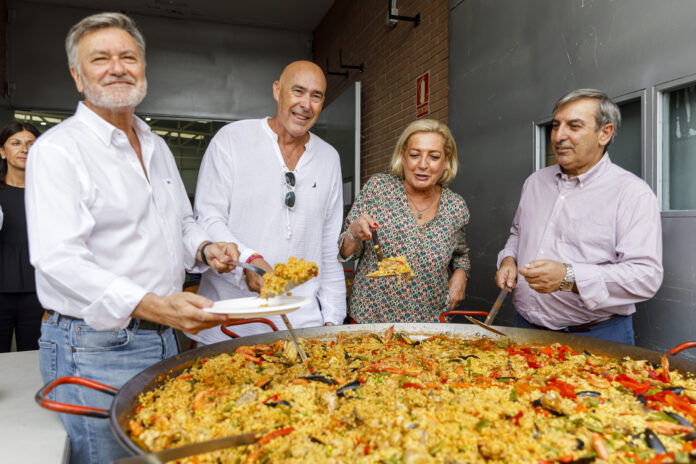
[449, 0, 696, 359]
[7, 1, 312, 120]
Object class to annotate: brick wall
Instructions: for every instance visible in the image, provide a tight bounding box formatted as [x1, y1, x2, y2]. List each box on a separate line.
[313, 0, 449, 185]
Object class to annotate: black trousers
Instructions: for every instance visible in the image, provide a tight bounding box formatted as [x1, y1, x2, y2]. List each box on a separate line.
[0, 292, 44, 352]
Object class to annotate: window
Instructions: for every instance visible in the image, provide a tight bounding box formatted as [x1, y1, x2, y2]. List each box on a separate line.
[536, 99, 641, 178]
[661, 83, 696, 211]
[13, 110, 227, 200]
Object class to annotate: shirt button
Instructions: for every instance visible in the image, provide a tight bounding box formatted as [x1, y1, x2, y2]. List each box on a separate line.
[539, 249, 544, 255]
[560, 195, 565, 200]
[549, 222, 554, 227]
[170, 252, 174, 257]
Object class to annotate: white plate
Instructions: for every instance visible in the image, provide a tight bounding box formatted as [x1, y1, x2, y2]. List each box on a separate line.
[205, 295, 310, 317]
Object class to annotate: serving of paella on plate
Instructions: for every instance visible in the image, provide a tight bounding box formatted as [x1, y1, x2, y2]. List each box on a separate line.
[129, 328, 696, 463]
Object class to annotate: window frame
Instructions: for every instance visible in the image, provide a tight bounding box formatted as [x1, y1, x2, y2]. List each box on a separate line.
[655, 74, 696, 215]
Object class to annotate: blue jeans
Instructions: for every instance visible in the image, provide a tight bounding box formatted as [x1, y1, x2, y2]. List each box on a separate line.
[514, 312, 635, 345]
[39, 312, 179, 464]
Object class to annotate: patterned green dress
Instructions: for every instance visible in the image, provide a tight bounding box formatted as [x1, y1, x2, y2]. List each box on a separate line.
[340, 173, 470, 323]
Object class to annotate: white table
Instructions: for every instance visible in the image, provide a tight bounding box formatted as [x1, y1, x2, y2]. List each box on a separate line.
[0, 350, 69, 463]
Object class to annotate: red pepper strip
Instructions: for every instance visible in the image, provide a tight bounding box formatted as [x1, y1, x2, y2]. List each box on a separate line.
[177, 374, 194, 380]
[541, 378, 577, 399]
[402, 382, 425, 389]
[645, 390, 696, 420]
[648, 454, 674, 464]
[364, 444, 371, 455]
[511, 411, 523, 426]
[262, 394, 279, 405]
[259, 427, 295, 445]
[615, 374, 651, 395]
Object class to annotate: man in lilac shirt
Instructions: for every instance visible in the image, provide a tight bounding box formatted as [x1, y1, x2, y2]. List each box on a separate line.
[495, 89, 663, 345]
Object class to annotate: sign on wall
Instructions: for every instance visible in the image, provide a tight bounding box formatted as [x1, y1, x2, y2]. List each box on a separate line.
[416, 72, 430, 118]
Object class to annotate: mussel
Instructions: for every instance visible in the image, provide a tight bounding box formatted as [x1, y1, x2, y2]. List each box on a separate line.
[644, 428, 667, 454]
[575, 438, 585, 450]
[533, 423, 540, 439]
[450, 355, 480, 363]
[663, 386, 685, 395]
[664, 411, 693, 427]
[309, 436, 325, 444]
[265, 400, 292, 408]
[337, 380, 361, 397]
[577, 391, 601, 398]
[300, 375, 337, 385]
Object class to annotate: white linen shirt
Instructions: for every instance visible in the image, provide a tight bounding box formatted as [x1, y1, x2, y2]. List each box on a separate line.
[190, 118, 346, 344]
[25, 102, 209, 330]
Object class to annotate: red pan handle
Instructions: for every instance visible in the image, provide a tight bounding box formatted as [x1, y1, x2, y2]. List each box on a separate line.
[439, 311, 489, 323]
[221, 318, 280, 338]
[666, 341, 696, 356]
[35, 376, 118, 418]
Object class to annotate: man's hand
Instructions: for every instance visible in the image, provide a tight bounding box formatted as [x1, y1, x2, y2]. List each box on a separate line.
[496, 256, 518, 290]
[244, 258, 273, 293]
[198, 241, 240, 273]
[132, 292, 240, 334]
[448, 269, 468, 310]
[518, 259, 566, 293]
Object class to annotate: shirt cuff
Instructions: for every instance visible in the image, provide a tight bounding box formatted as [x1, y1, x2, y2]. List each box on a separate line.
[496, 250, 517, 269]
[337, 232, 363, 262]
[82, 277, 148, 330]
[573, 262, 608, 310]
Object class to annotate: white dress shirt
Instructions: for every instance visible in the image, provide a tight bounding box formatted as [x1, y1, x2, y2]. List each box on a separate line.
[190, 118, 346, 344]
[25, 102, 209, 330]
[0, 205, 3, 229]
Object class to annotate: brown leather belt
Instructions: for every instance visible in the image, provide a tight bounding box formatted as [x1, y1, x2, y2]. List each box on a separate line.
[43, 310, 169, 333]
[558, 314, 623, 333]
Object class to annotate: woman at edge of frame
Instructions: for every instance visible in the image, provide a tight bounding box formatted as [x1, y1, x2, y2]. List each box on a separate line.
[0, 122, 43, 352]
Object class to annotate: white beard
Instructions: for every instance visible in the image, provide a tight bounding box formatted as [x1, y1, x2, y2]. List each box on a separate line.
[80, 73, 147, 109]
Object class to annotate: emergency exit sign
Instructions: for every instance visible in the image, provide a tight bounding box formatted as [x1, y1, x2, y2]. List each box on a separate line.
[416, 72, 429, 118]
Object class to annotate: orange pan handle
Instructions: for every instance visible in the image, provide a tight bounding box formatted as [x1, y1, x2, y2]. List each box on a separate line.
[221, 318, 280, 338]
[439, 311, 489, 323]
[35, 376, 118, 418]
[666, 341, 696, 356]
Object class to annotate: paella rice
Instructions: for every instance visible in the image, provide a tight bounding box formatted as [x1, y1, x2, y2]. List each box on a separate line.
[259, 257, 318, 299]
[130, 329, 696, 463]
[366, 256, 414, 280]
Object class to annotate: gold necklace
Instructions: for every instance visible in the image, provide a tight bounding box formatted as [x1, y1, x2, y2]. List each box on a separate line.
[405, 190, 438, 219]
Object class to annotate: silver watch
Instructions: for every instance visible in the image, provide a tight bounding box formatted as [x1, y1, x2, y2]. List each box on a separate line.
[560, 263, 575, 292]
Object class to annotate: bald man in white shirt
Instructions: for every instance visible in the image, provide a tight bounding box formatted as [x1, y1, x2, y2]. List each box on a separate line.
[25, 13, 241, 464]
[190, 61, 347, 344]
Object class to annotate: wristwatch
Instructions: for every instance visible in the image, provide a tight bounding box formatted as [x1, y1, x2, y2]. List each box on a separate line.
[560, 263, 575, 292]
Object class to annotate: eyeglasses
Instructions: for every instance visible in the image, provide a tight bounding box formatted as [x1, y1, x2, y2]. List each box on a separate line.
[284, 171, 296, 209]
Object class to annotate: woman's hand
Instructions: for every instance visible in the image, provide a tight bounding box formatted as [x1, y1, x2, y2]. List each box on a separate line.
[339, 214, 378, 259]
[448, 269, 468, 310]
[349, 214, 378, 241]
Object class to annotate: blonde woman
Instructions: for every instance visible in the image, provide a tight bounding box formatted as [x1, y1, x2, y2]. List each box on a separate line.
[339, 119, 470, 322]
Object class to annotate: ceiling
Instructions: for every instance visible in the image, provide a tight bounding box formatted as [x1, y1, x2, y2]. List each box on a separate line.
[24, 0, 336, 32]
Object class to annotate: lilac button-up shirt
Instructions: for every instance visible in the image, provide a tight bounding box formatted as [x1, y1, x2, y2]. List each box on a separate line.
[497, 155, 663, 330]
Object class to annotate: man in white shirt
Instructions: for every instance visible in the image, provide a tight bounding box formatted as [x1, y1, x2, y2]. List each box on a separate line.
[25, 13, 240, 464]
[190, 60, 346, 344]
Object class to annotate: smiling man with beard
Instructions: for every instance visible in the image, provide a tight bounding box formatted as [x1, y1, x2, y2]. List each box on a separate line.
[189, 61, 346, 345]
[25, 13, 242, 463]
[495, 89, 663, 344]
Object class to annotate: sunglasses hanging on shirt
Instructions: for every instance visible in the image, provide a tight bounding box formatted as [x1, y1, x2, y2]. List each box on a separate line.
[284, 171, 296, 209]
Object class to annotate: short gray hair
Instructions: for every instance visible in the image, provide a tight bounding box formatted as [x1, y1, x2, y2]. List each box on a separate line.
[66, 12, 146, 70]
[553, 88, 621, 146]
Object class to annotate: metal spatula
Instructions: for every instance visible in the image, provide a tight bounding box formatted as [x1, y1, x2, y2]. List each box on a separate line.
[464, 287, 509, 336]
[234, 261, 308, 362]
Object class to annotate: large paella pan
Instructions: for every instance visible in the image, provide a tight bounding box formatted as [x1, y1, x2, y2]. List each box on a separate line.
[37, 324, 696, 463]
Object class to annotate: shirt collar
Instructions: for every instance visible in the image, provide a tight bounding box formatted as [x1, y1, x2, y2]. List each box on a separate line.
[74, 101, 151, 146]
[555, 153, 612, 186]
